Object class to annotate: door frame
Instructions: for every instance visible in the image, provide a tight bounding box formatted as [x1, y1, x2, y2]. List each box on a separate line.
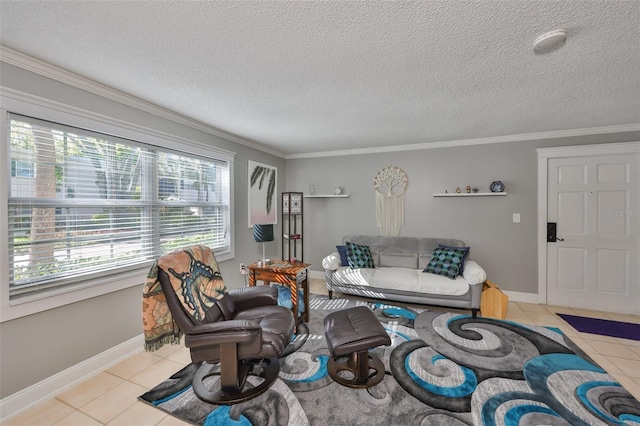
[537, 141, 640, 305]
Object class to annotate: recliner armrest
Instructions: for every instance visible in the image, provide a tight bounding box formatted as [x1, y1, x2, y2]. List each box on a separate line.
[185, 320, 261, 348]
[229, 285, 278, 310]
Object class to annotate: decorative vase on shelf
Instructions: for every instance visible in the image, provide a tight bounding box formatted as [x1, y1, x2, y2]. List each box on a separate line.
[490, 181, 505, 192]
[334, 186, 342, 195]
[309, 184, 316, 195]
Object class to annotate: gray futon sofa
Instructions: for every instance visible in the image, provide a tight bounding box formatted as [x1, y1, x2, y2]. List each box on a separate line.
[322, 235, 486, 317]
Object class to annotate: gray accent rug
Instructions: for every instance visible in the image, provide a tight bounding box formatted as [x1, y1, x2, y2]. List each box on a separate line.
[139, 295, 640, 425]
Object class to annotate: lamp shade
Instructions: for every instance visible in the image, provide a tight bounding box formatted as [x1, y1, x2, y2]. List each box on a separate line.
[253, 224, 274, 243]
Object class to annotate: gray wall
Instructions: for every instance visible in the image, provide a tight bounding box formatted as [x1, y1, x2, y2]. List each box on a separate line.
[286, 132, 640, 295]
[0, 62, 285, 398]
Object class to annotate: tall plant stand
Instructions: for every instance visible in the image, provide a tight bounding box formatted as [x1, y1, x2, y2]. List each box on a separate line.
[281, 192, 303, 262]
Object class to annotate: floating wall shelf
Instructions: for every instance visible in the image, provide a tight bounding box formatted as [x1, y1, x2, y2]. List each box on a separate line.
[433, 192, 507, 197]
[303, 194, 350, 198]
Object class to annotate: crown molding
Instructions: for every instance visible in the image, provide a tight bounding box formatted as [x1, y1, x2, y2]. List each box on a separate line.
[0, 45, 286, 159]
[537, 141, 640, 158]
[286, 124, 640, 159]
[0, 87, 237, 162]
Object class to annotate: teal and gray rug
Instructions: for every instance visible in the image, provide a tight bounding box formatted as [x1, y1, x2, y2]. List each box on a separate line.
[139, 295, 640, 425]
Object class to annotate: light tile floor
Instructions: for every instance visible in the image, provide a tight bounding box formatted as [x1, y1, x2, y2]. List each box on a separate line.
[3, 279, 639, 425]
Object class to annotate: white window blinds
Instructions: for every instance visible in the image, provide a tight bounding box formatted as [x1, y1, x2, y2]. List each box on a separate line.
[7, 113, 231, 300]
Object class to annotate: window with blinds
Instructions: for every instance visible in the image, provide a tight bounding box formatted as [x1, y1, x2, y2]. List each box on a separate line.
[7, 114, 231, 301]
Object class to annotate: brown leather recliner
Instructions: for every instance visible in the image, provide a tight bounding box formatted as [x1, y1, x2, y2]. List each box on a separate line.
[156, 246, 295, 405]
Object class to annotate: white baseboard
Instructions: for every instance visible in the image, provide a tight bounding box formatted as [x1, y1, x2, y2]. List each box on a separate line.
[0, 334, 144, 422]
[503, 290, 539, 304]
[308, 270, 324, 280]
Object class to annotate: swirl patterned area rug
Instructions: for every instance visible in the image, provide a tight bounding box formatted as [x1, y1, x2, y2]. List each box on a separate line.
[139, 295, 640, 425]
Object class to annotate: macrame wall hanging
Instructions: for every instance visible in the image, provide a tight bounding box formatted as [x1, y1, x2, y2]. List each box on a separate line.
[373, 164, 408, 236]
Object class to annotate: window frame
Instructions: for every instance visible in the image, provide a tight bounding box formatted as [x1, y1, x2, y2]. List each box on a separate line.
[1, 90, 236, 322]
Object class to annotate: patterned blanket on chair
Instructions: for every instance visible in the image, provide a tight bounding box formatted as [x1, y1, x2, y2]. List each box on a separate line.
[142, 245, 227, 352]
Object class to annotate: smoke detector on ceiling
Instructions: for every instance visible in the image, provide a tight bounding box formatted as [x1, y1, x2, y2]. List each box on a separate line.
[533, 29, 567, 52]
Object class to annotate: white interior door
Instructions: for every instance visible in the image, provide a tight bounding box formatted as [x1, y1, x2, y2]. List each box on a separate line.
[546, 151, 639, 314]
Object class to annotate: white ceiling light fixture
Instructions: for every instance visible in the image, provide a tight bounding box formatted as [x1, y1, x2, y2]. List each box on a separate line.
[533, 29, 567, 52]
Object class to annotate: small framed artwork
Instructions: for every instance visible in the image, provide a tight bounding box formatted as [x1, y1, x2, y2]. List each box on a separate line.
[248, 160, 277, 227]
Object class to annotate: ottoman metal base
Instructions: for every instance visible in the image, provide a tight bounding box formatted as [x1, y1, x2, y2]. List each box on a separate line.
[327, 349, 386, 388]
[324, 306, 391, 389]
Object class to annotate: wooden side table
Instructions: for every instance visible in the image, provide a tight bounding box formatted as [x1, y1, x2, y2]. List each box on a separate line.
[247, 261, 310, 326]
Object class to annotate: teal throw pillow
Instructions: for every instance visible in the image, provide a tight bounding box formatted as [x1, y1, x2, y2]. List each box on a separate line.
[346, 241, 375, 269]
[438, 244, 470, 273]
[423, 247, 467, 279]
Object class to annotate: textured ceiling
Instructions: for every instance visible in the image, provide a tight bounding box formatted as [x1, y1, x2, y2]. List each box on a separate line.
[1, 1, 639, 156]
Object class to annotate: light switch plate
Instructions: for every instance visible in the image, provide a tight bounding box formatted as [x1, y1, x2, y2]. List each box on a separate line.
[513, 213, 521, 223]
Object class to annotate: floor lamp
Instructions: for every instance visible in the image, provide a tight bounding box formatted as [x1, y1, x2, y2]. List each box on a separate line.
[253, 224, 274, 264]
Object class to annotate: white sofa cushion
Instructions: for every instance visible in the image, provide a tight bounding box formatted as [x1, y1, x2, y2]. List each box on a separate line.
[332, 266, 470, 296]
[332, 266, 375, 286]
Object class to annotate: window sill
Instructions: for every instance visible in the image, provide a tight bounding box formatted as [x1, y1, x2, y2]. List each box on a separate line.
[1, 248, 234, 323]
[1, 265, 150, 322]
